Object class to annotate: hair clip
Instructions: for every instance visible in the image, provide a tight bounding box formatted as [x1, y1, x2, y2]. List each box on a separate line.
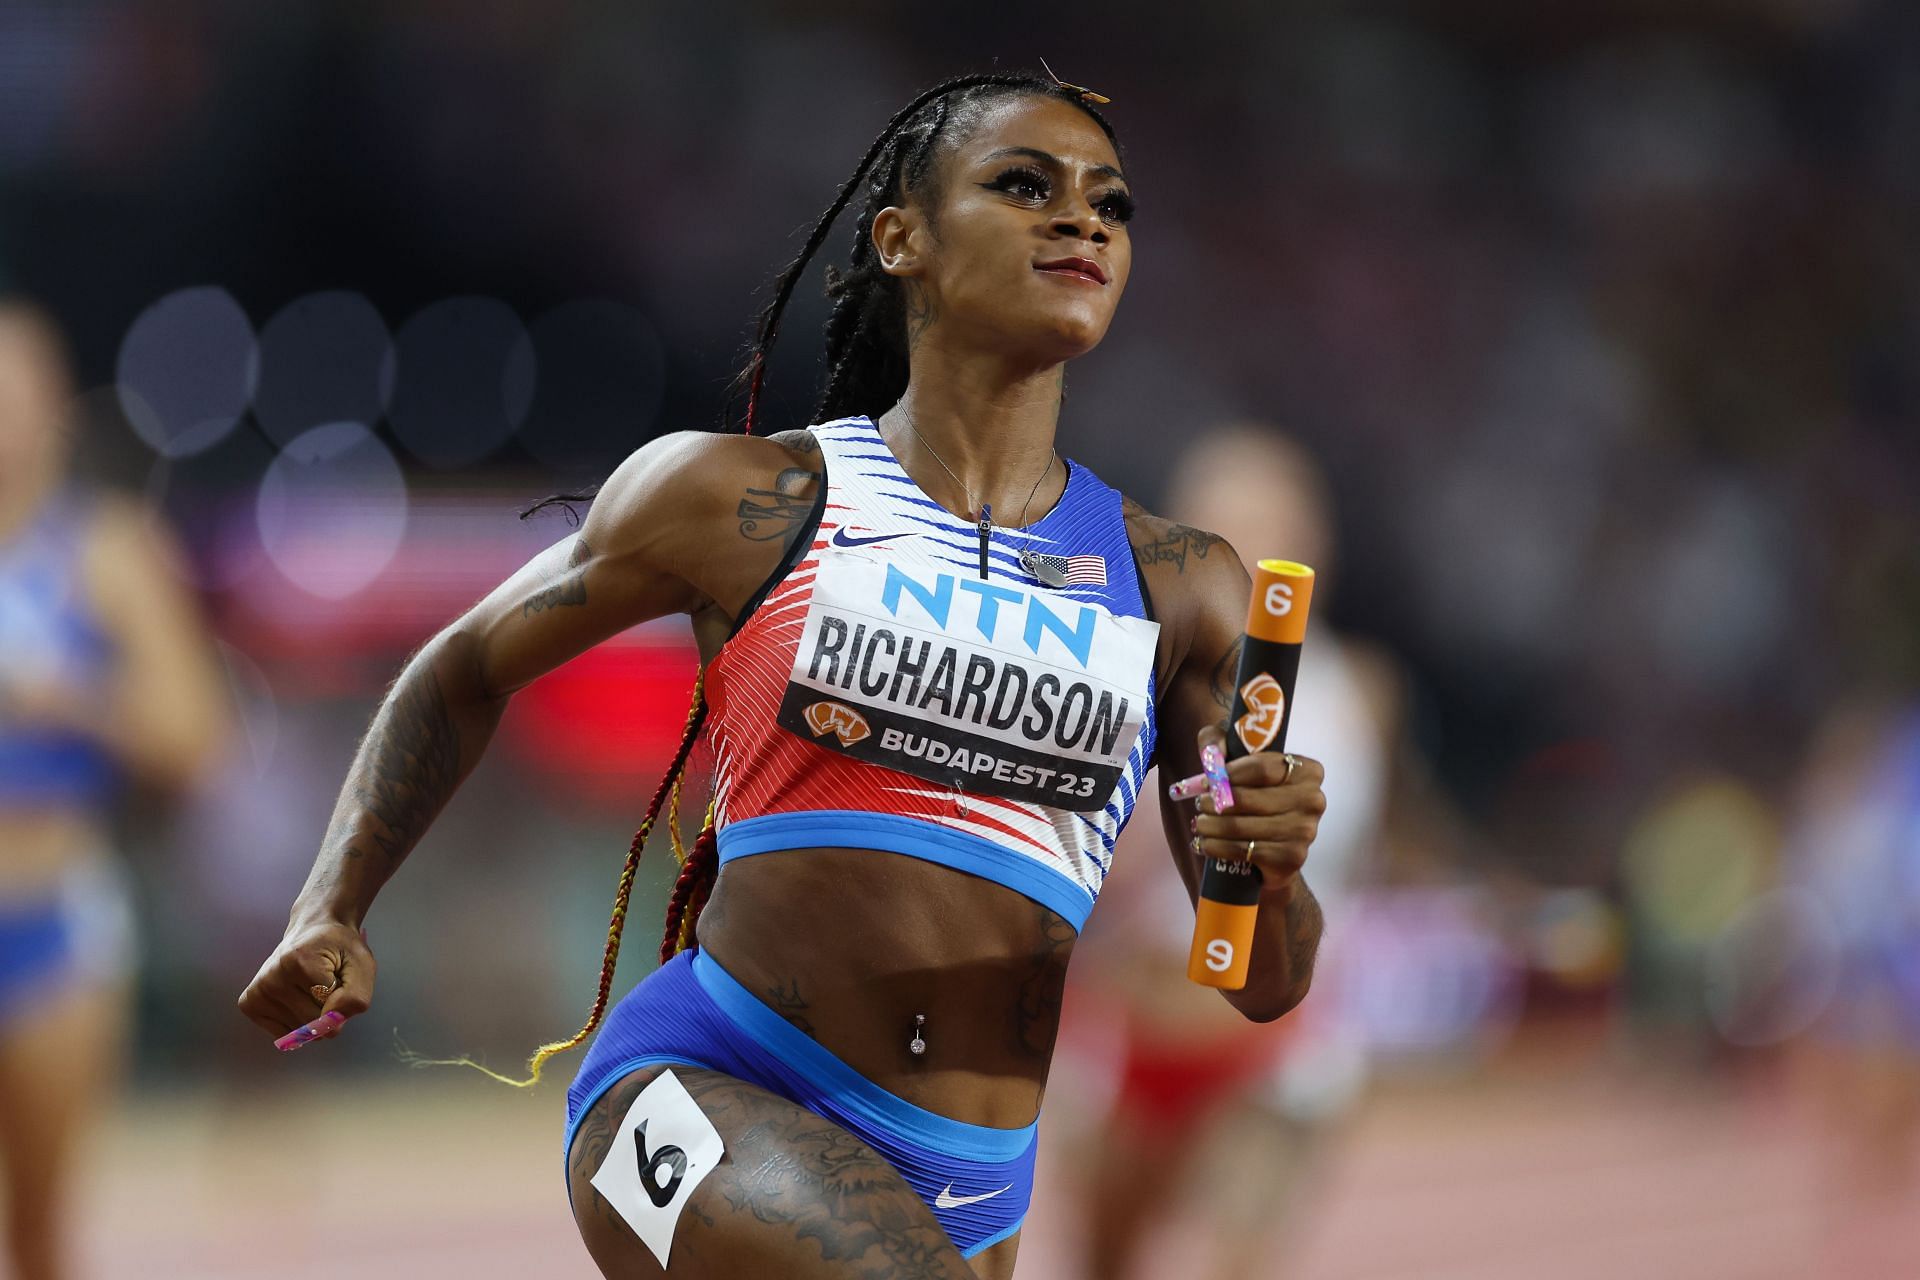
[1039, 56, 1111, 105]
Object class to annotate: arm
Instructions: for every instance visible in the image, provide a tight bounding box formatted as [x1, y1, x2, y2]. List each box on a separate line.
[238, 429, 779, 1039]
[1137, 514, 1327, 1023]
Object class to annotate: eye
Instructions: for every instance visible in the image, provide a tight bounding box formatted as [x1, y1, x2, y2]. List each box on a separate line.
[1094, 189, 1137, 226]
[984, 164, 1052, 202]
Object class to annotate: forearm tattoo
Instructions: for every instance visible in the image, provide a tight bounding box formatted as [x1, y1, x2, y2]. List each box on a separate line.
[332, 662, 465, 869]
[1136, 522, 1227, 573]
[1209, 635, 1245, 710]
[1285, 880, 1324, 996]
[523, 536, 591, 617]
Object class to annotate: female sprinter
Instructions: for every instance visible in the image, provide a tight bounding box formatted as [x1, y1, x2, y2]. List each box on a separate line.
[239, 70, 1328, 1279]
[0, 301, 230, 1280]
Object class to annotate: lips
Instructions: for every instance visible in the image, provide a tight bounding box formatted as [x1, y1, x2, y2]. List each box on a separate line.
[1034, 256, 1107, 285]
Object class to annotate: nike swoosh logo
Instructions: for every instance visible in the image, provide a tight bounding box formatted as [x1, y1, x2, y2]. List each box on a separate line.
[933, 1183, 1013, 1210]
[831, 529, 918, 548]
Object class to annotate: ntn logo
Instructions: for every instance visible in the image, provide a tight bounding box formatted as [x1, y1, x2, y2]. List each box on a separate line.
[879, 564, 1098, 666]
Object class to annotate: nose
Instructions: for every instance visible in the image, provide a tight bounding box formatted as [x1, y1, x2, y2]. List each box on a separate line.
[1049, 200, 1109, 245]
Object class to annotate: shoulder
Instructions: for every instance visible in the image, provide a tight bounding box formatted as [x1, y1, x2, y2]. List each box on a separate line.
[1119, 494, 1251, 684]
[1120, 494, 1238, 582]
[584, 428, 821, 538]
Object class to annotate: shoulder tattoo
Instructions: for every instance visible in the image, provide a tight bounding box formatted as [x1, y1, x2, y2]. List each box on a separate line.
[1136, 522, 1228, 574]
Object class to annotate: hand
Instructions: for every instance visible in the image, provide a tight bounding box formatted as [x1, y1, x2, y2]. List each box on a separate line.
[1186, 723, 1326, 900]
[237, 915, 375, 1044]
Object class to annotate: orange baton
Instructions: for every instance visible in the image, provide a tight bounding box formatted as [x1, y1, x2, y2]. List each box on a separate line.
[1186, 559, 1315, 989]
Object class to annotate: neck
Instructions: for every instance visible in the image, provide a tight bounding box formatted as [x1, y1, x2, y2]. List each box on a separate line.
[882, 345, 1067, 526]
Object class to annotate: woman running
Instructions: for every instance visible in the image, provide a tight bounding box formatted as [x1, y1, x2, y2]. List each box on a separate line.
[239, 70, 1328, 1279]
[1, 300, 230, 1280]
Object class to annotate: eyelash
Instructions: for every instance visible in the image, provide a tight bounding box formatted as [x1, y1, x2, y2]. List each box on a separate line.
[986, 165, 1137, 225]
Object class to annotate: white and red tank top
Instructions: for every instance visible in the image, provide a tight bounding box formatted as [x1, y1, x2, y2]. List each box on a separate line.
[704, 416, 1162, 931]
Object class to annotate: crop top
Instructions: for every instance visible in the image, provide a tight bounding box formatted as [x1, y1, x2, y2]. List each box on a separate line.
[0, 495, 121, 811]
[703, 415, 1162, 931]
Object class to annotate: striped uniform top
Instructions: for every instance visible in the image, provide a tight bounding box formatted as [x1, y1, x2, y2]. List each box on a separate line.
[705, 415, 1162, 931]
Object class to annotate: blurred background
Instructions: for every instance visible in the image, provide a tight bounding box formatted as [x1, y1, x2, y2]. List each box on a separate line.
[2, 1, 1918, 1276]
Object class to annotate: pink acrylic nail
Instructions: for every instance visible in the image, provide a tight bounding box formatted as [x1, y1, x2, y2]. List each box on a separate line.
[1167, 773, 1209, 801]
[275, 1010, 346, 1052]
[1201, 742, 1235, 812]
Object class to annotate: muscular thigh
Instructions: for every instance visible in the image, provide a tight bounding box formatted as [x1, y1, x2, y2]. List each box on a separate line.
[567, 1063, 980, 1279]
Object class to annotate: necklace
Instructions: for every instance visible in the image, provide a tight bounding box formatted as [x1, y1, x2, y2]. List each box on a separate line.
[895, 403, 1057, 582]
[895, 403, 1055, 526]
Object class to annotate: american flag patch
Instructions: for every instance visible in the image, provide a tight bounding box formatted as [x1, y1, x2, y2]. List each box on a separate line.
[1027, 553, 1107, 586]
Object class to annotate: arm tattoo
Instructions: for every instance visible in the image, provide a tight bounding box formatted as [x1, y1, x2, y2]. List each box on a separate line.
[522, 536, 590, 617]
[1209, 635, 1245, 710]
[1136, 522, 1227, 573]
[335, 664, 464, 869]
[738, 467, 820, 543]
[1012, 904, 1076, 1059]
[765, 977, 817, 1038]
[1285, 880, 1324, 996]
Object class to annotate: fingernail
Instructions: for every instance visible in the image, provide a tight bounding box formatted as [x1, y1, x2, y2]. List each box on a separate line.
[1201, 742, 1235, 812]
[275, 1010, 346, 1053]
[1167, 773, 1209, 801]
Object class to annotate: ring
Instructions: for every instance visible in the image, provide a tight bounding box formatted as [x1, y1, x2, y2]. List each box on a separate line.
[1246, 838, 1257, 862]
[1282, 753, 1299, 785]
[309, 980, 336, 1005]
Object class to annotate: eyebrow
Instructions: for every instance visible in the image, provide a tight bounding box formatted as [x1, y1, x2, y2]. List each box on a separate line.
[980, 146, 1128, 186]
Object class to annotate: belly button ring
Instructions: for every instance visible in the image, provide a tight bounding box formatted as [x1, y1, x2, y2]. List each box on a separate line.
[909, 1013, 927, 1056]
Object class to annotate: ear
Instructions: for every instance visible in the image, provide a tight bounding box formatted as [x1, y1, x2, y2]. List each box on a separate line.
[871, 205, 927, 279]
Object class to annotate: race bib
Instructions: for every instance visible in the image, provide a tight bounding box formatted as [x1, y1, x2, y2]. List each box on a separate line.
[589, 1070, 725, 1269]
[776, 556, 1159, 813]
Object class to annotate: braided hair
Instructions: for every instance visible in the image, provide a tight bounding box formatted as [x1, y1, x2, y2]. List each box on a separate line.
[503, 70, 1121, 1088]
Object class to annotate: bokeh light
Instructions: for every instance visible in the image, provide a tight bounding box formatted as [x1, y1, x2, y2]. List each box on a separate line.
[252, 291, 395, 449]
[113, 286, 257, 458]
[255, 421, 408, 600]
[387, 296, 534, 469]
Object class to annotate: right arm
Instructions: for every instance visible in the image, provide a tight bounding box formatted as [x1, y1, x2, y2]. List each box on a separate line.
[237, 429, 801, 1040]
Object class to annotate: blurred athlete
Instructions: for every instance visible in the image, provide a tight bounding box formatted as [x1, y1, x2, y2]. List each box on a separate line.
[1070, 426, 1399, 1280]
[0, 301, 229, 1280]
[240, 71, 1329, 1279]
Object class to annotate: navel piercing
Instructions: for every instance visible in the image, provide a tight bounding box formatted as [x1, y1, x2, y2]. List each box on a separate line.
[909, 1013, 927, 1056]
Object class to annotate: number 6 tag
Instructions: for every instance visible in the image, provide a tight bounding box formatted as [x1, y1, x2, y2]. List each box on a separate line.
[590, 1069, 725, 1267]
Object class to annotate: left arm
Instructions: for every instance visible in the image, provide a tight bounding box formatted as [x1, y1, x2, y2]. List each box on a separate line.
[1135, 510, 1327, 1022]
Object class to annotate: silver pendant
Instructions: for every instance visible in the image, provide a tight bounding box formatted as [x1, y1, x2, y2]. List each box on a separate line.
[1019, 549, 1069, 588]
[909, 1013, 927, 1056]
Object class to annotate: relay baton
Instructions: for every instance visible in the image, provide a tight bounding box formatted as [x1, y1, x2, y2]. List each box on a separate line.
[1185, 559, 1315, 989]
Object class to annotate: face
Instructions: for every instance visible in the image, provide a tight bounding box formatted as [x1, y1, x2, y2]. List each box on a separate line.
[874, 94, 1135, 366]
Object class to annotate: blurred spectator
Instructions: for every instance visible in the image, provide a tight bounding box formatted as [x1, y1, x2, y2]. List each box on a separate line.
[0, 299, 228, 1280]
[1063, 426, 1406, 1280]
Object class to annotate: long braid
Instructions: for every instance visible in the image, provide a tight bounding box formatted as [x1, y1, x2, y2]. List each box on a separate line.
[441, 675, 708, 1088]
[491, 71, 1122, 1088]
